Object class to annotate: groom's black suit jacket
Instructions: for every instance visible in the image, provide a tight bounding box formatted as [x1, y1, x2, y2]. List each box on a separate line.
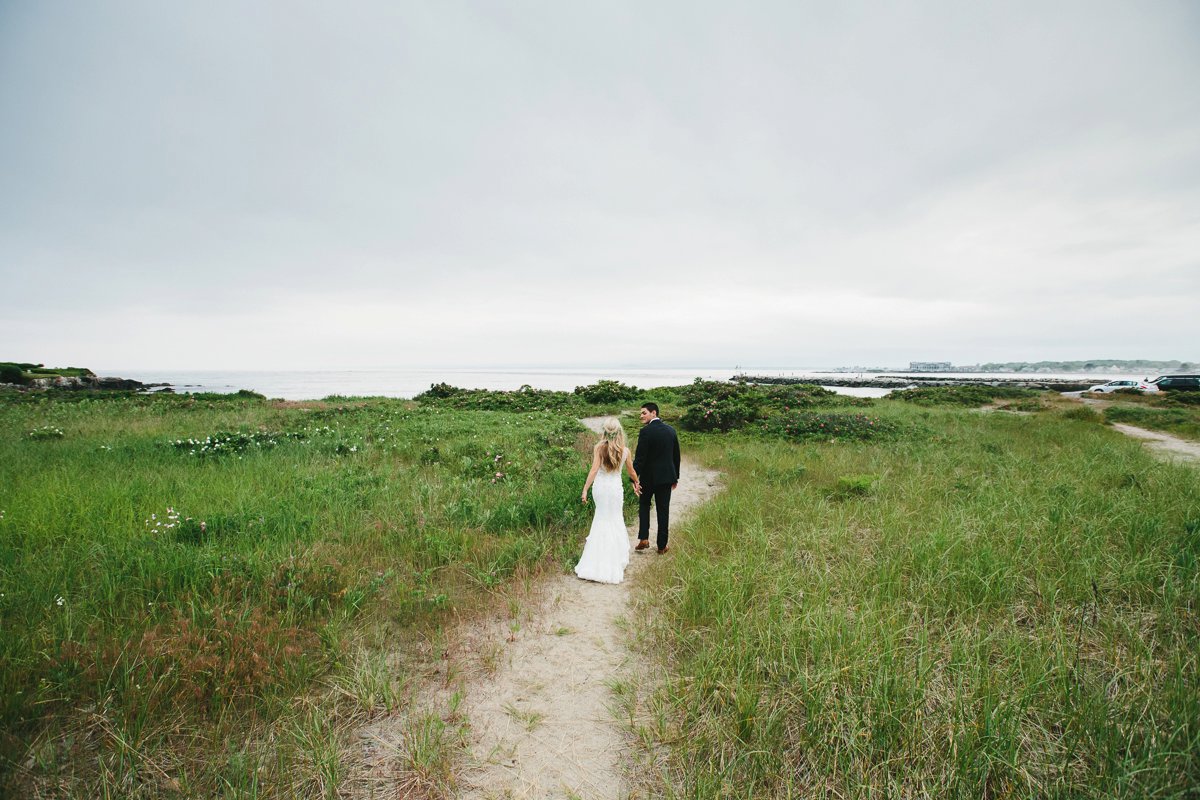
[633, 418, 680, 488]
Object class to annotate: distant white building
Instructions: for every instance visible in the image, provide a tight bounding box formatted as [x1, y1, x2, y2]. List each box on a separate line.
[909, 361, 953, 372]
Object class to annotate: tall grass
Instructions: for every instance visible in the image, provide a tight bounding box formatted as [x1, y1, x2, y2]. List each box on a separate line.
[639, 403, 1199, 798]
[0, 393, 605, 795]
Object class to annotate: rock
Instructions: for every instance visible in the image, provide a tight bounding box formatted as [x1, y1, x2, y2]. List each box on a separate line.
[25, 374, 163, 391]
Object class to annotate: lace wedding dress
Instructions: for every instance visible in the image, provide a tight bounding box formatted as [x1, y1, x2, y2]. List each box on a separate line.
[574, 453, 631, 584]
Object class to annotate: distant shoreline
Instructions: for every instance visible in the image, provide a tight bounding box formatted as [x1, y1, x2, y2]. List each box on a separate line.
[5, 363, 1181, 401]
[734, 373, 1104, 391]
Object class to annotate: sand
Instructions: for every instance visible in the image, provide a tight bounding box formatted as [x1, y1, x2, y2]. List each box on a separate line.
[1109, 422, 1200, 464]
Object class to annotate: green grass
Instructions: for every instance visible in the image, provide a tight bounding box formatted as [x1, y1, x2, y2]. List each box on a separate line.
[0, 391, 615, 795]
[4, 386, 1197, 797]
[1104, 403, 1200, 441]
[638, 402, 1200, 798]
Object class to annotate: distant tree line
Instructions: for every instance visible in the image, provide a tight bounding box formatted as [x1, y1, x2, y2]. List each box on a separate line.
[974, 360, 1196, 373]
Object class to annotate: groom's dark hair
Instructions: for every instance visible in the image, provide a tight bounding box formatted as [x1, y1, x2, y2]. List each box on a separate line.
[641, 402, 659, 415]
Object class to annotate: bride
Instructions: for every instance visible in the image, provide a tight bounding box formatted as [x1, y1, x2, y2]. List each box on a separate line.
[576, 417, 640, 584]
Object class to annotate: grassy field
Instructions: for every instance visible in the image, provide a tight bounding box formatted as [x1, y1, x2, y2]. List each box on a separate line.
[0, 389, 626, 796]
[2, 385, 1197, 797]
[634, 401, 1199, 798]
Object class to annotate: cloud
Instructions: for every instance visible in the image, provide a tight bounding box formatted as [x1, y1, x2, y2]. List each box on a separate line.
[2, 1, 1198, 370]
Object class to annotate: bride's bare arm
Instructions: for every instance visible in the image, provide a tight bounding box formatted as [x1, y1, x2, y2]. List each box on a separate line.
[580, 443, 603, 503]
[624, 447, 641, 494]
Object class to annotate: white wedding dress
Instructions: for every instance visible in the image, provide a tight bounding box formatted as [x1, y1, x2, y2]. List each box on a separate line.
[574, 453, 631, 584]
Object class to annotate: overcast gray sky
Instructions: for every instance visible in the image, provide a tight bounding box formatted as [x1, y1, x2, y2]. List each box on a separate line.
[2, 1, 1197, 370]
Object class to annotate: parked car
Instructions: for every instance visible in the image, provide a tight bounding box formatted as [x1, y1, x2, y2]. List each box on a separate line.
[1143, 374, 1200, 393]
[1086, 379, 1142, 393]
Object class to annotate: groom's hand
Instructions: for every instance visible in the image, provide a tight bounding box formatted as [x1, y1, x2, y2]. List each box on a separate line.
[633, 481, 642, 496]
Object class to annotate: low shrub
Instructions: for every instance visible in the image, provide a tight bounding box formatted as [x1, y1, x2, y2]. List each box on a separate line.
[680, 379, 877, 433]
[414, 383, 573, 412]
[572, 379, 640, 404]
[679, 379, 769, 432]
[682, 395, 764, 432]
[895, 384, 1039, 407]
[760, 411, 899, 442]
[763, 383, 845, 408]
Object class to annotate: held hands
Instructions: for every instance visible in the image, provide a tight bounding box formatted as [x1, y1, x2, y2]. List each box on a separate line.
[632, 480, 642, 496]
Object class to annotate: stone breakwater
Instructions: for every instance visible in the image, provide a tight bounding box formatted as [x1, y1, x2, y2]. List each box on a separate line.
[734, 374, 1096, 392]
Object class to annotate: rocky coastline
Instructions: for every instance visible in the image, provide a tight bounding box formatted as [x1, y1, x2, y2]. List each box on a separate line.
[0, 370, 170, 393]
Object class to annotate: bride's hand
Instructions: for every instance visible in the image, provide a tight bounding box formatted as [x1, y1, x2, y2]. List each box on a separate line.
[580, 491, 588, 504]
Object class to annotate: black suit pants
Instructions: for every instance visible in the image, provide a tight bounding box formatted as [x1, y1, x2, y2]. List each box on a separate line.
[638, 483, 672, 549]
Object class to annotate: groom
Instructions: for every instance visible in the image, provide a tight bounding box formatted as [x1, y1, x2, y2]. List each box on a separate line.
[632, 402, 681, 554]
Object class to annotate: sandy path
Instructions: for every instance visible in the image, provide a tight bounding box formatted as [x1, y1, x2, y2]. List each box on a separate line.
[1076, 396, 1200, 465]
[452, 417, 721, 799]
[347, 418, 722, 798]
[1109, 423, 1200, 464]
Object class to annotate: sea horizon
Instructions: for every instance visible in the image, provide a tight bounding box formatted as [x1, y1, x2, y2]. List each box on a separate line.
[98, 365, 1157, 402]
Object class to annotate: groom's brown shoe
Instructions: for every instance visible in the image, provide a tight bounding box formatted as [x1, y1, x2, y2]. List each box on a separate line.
[635, 540, 649, 551]
[657, 546, 669, 554]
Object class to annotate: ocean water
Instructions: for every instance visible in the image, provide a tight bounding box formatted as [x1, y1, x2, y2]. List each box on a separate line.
[107, 367, 1129, 402]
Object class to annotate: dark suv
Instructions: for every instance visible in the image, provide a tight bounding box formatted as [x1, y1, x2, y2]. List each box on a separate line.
[1147, 374, 1200, 392]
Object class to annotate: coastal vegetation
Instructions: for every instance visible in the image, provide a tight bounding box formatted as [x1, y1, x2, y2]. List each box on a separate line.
[1, 379, 1196, 797]
[0, 387, 627, 796]
[633, 400, 1200, 798]
[414, 378, 642, 412]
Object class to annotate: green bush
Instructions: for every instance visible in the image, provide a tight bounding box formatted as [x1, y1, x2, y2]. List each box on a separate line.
[680, 380, 767, 432]
[420, 382, 459, 399]
[414, 383, 574, 412]
[895, 384, 1039, 407]
[0, 364, 24, 384]
[572, 379, 640, 404]
[761, 383, 842, 409]
[760, 411, 899, 442]
[682, 395, 764, 432]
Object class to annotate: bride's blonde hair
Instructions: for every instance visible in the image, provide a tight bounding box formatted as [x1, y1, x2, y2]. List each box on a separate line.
[598, 417, 626, 471]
